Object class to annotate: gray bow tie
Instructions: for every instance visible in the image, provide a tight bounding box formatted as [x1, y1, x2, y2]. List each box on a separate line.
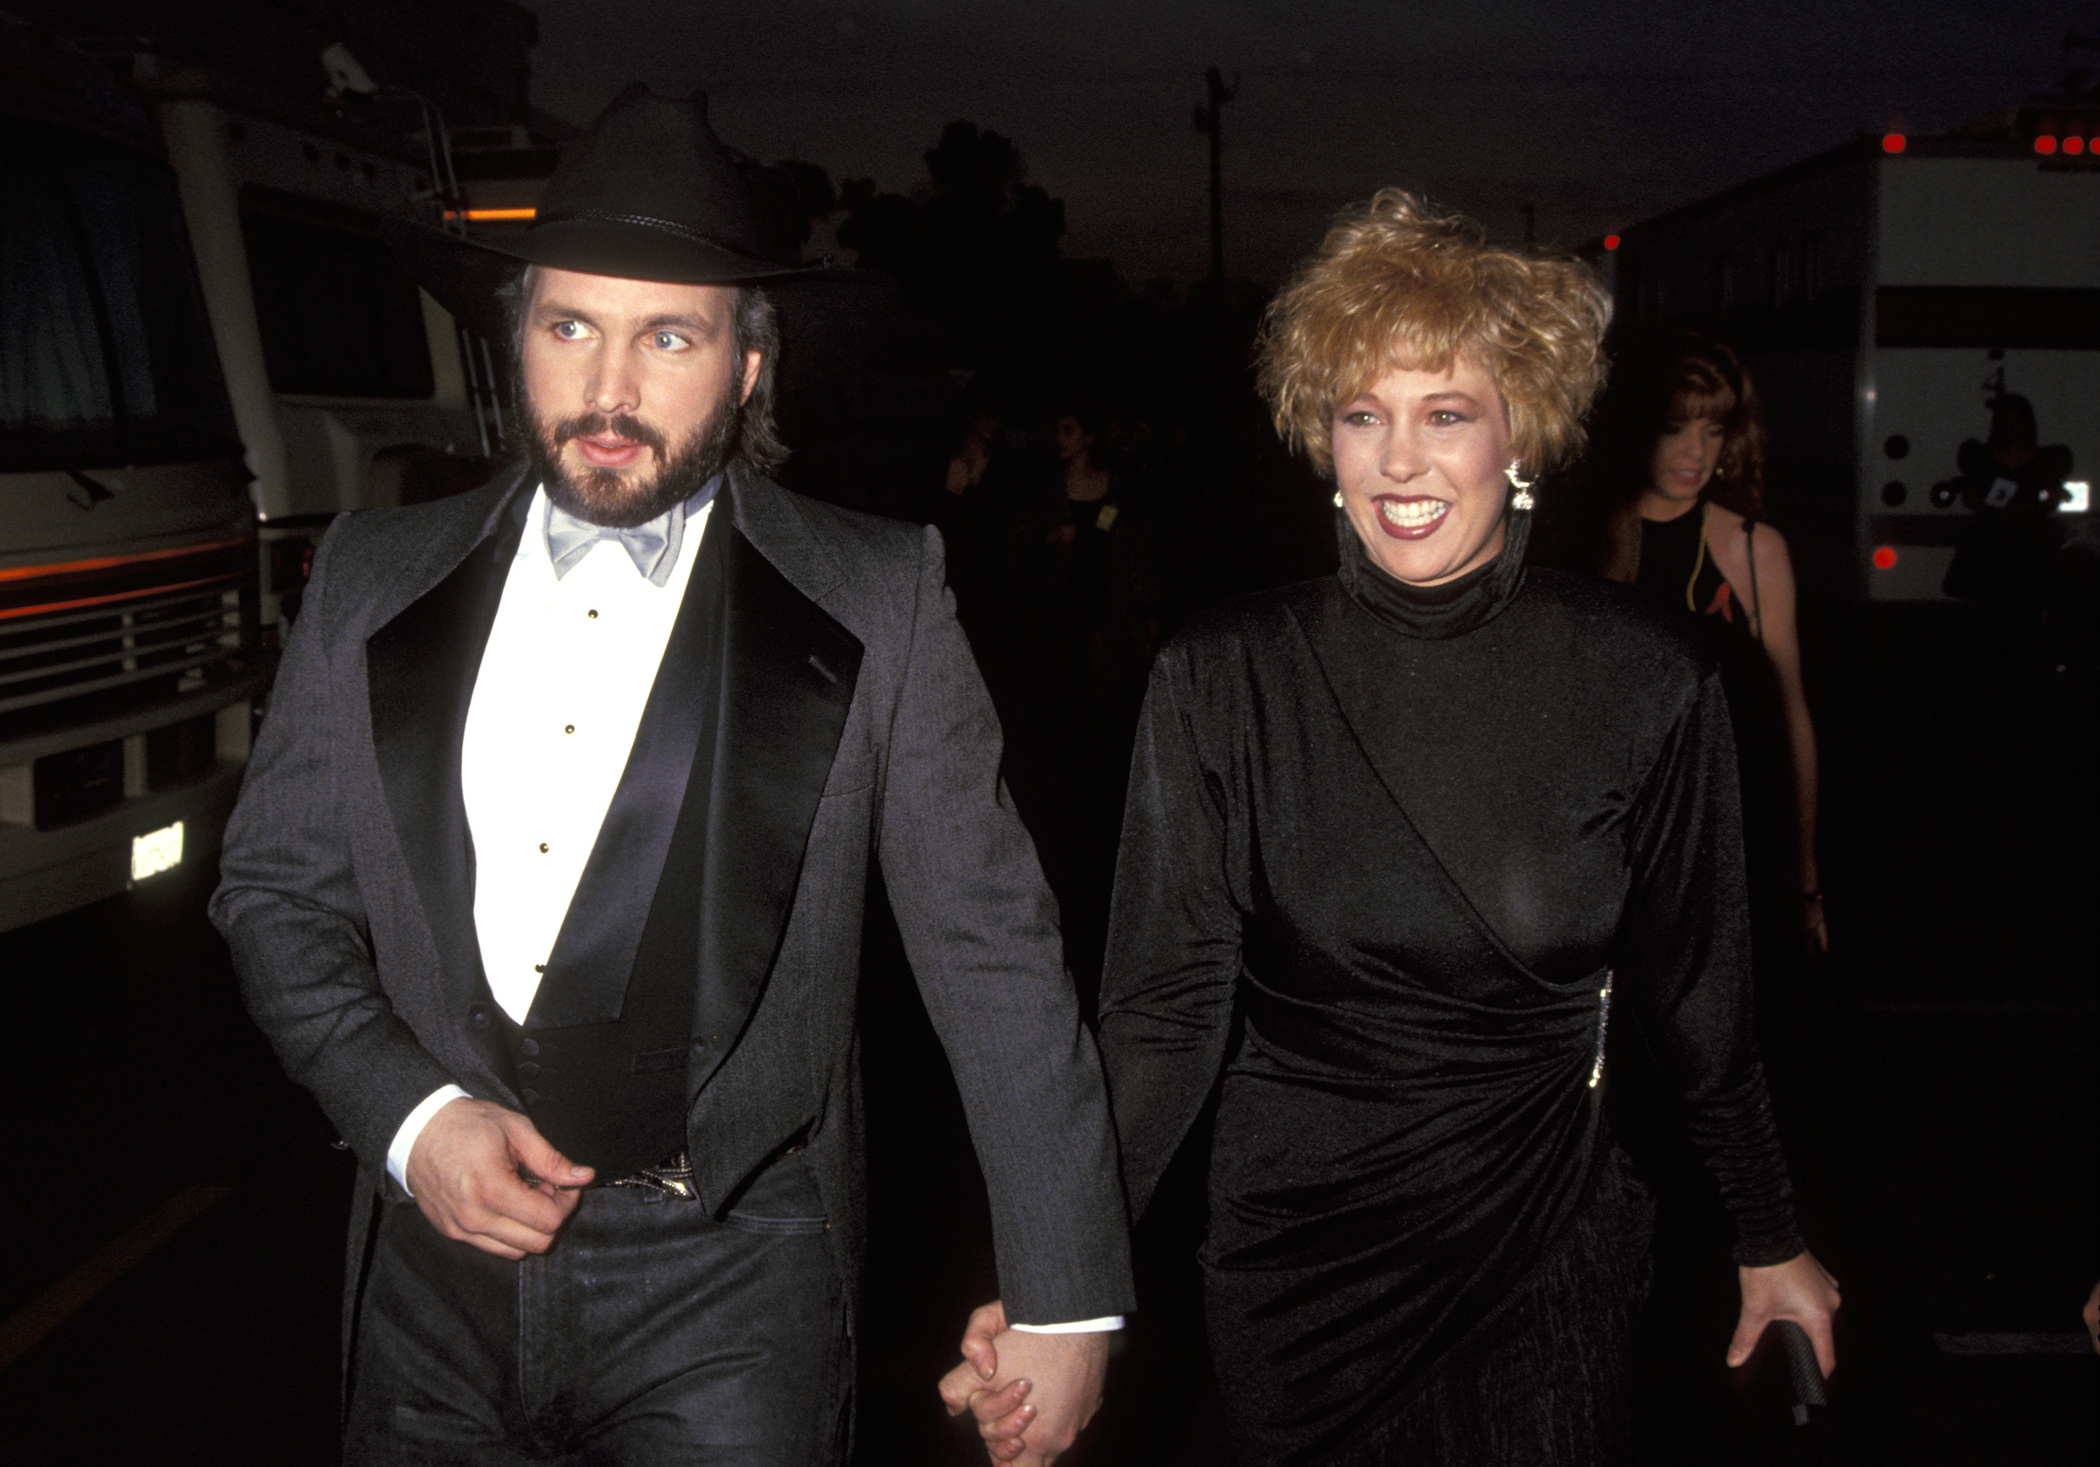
[543, 479, 724, 587]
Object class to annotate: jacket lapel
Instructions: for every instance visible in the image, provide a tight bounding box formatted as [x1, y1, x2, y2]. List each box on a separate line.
[688, 481, 862, 1092]
[366, 476, 532, 1020]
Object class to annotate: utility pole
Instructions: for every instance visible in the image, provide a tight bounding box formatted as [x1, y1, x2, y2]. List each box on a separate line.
[1193, 66, 1236, 281]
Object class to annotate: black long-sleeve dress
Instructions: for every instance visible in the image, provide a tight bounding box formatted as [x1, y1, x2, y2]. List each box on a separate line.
[1630, 506, 1803, 1018]
[1096, 514, 1803, 1463]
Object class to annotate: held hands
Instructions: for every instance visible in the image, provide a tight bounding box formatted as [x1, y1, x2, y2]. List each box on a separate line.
[939, 1300, 1109, 1466]
[1730, 1250, 1841, 1378]
[404, 1097, 594, 1258]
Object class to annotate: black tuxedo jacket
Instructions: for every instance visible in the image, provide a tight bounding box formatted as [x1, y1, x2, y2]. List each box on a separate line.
[213, 461, 1133, 1333]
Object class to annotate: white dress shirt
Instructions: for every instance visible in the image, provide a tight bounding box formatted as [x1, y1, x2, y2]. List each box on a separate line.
[382, 485, 1118, 1332]
[463, 490, 707, 1022]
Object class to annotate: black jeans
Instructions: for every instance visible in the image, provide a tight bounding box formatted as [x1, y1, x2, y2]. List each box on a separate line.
[344, 1154, 847, 1464]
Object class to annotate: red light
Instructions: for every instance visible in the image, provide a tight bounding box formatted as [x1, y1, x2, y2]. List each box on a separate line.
[2067, 137, 2088, 156]
[1882, 133, 1906, 154]
[1872, 546, 1898, 570]
[2036, 135, 2059, 155]
[1603, 234, 1621, 252]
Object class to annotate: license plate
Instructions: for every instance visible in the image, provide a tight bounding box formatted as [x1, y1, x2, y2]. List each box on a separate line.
[131, 820, 184, 882]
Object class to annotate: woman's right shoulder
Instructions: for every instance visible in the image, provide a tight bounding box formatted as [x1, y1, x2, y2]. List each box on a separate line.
[1157, 578, 1333, 667]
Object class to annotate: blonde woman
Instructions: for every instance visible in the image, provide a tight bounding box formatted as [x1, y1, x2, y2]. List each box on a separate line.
[1076, 195, 1836, 1464]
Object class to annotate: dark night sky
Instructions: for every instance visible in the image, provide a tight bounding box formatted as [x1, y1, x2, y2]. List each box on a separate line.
[523, 1, 2092, 285]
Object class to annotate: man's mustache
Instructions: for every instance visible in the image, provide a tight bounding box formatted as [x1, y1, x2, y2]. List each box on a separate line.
[550, 412, 668, 457]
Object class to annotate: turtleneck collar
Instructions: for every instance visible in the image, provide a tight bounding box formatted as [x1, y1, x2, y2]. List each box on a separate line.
[1334, 498, 1531, 640]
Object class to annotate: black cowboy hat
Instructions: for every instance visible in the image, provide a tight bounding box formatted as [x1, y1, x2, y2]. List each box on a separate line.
[386, 85, 895, 390]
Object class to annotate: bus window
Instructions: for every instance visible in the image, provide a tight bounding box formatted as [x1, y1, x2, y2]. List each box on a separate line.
[238, 186, 435, 399]
[0, 118, 236, 471]
[1876, 287, 2100, 350]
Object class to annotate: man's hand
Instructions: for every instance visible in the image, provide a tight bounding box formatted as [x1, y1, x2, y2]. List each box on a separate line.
[1729, 1250, 1841, 1378]
[939, 1300, 1109, 1466]
[403, 1097, 594, 1259]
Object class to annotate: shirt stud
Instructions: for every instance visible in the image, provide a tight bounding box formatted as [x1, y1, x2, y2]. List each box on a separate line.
[587, 609, 599, 619]
[538, 842, 549, 853]
[564, 724, 575, 734]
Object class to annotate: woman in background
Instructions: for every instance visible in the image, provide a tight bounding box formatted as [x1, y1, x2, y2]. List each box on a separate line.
[1587, 333, 1828, 957]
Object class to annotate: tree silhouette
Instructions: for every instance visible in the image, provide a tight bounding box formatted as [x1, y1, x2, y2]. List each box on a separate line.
[837, 120, 1066, 375]
[737, 155, 837, 263]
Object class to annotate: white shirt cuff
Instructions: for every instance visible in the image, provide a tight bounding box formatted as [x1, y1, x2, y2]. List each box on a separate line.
[1009, 1316, 1125, 1334]
[386, 1085, 472, 1195]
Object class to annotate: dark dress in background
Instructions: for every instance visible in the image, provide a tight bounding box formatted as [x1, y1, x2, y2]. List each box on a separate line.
[1631, 508, 1792, 887]
[1097, 515, 1803, 1464]
[1630, 508, 1805, 1060]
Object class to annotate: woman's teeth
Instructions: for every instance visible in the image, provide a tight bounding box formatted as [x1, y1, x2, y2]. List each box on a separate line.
[1379, 499, 1449, 528]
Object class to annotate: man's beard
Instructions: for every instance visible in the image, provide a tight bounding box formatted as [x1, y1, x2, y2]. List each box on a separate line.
[527, 390, 741, 528]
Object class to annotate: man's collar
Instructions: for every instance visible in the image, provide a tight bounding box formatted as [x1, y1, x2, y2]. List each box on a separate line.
[528, 475, 724, 586]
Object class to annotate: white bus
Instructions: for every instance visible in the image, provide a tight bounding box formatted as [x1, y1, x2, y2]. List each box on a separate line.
[132, 61, 496, 632]
[1609, 108, 2099, 602]
[0, 20, 263, 931]
[33, 3, 532, 633]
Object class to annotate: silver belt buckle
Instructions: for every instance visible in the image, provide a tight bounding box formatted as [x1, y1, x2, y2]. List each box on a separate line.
[605, 1149, 696, 1199]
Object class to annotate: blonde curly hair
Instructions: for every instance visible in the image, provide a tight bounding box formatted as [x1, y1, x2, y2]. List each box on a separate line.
[1256, 189, 1611, 478]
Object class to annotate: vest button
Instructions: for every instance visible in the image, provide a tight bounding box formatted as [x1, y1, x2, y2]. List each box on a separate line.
[467, 1003, 491, 1031]
[519, 1038, 540, 1058]
[518, 1061, 540, 1081]
[520, 1087, 540, 1105]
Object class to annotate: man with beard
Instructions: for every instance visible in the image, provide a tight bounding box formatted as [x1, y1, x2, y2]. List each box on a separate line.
[212, 88, 1131, 1465]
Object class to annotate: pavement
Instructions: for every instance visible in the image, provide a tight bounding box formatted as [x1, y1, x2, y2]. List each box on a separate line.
[0, 599, 2090, 1465]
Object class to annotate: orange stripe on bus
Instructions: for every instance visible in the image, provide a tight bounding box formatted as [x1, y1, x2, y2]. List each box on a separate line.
[0, 573, 243, 623]
[0, 537, 252, 586]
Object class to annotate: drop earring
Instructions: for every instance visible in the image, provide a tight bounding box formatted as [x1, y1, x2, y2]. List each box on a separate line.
[1333, 490, 1344, 508]
[1504, 462, 1535, 512]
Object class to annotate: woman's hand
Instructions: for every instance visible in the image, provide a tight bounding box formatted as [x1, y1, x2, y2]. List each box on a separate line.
[1729, 1250, 1840, 1377]
[1802, 890, 1830, 956]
